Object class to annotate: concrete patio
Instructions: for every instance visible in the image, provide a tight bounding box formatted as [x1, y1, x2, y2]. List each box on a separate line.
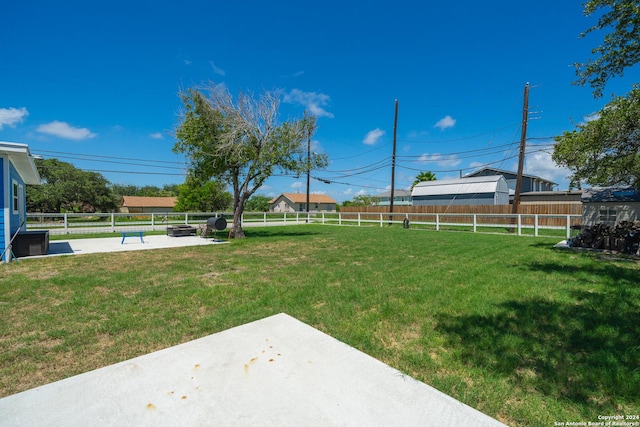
[24, 233, 228, 258]
[0, 313, 506, 426]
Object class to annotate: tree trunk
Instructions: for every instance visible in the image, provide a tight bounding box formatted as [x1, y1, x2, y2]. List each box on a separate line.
[228, 195, 247, 239]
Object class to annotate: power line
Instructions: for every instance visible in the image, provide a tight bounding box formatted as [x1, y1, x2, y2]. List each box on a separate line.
[79, 169, 185, 176]
[33, 149, 186, 165]
[34, 153, 187, 171]
[397, 123, 521, 144]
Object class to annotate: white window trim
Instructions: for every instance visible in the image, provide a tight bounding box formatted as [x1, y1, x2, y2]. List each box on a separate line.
[12, 179, 19, 214]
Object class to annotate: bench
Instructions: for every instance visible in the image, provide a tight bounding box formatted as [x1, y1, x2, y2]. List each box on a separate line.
[120, 231, 145, 244]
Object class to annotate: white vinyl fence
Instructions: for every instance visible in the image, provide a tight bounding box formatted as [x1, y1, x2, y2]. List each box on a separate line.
[26, 211, 581, 239]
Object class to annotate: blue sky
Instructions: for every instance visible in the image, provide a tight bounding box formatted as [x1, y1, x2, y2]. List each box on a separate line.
[1, 1, 638, 202]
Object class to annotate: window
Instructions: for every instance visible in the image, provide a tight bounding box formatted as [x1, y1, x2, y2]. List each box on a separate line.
[12, 180, 19, 213]
[598, 207, 617, 223]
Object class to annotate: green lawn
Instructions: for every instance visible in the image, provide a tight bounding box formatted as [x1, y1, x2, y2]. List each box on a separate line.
[1, 225, 638, 425]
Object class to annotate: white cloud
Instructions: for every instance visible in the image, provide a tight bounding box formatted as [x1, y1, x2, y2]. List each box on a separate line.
[283, 89, 334, 118]
[184, 59, 192, 65]
[434, 115, 456, 130]
[583, 112, 600, 124]
[418, 153, 461, 167]
[149, 132, 164, 139]
[524, 150, 571, 186]
[363, 128, 385, 145]
[209, 61, 226, 76]
[291, 181, 303, 189]
[0, 107, 29, 129]
[36, 121, 96, 140]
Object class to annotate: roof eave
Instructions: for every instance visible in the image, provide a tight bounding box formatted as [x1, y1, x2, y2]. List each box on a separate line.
[0, 143, 41, 185]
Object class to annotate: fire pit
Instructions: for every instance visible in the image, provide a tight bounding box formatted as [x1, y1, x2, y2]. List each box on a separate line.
[166, 224, 197, 237]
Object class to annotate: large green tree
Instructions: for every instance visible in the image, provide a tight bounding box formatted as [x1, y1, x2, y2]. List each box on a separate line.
[411, 171, 437, 189]
[174, 82, 328, 238]
[110, 183, 179, 200]
[553, 86, 640, 188]
[174, 178, 232, 212]
[27, 158, 118, 212]
[574, 0, 640, 98]
[245, 195, 271, 212]
[341, 194, 380, 207]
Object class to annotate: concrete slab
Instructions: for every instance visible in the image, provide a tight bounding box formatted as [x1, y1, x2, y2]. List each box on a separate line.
[23, 234, 228, 258]
[0, 313, 506, 427]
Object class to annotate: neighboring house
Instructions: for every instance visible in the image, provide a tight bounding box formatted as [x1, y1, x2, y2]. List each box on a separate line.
[581, 187, 640, 226]
[412, 175, 510, 206]
[269, 193, 337, 213]
[464, 167, 556, 194]
[376, 189, 412, 206]
[120, 196, 177, 214]
[1, 142, 41, 262]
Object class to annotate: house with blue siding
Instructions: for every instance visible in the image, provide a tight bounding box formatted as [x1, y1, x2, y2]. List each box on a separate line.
[464, 167, 556, 194]
[1, 142, 41, 262]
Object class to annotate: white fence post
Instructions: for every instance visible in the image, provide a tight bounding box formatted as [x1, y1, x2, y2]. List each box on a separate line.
[566, 215, 571, 239]
[111, 213, 115, 232]
[436, 214, 440, 231]
[380, 213, 383, 227]
[64, 213, 68, 234]
[473, 214, 477, 233]
[339, 213, 342, 226]
[534, 215, 539, 237]
[358, 213, 361, 227]
[517, 215, 522, 236]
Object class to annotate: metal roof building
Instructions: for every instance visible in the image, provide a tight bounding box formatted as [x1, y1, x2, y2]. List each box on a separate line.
[412, 175, 510, 206]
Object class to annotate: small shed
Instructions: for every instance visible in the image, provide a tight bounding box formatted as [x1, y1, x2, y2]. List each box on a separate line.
[269, 193, 337, 213]
[412, 175, 510, 206]
[120, 196, 177, 214]
[581, 187, 640, 226]
[1, 142, 41, 262]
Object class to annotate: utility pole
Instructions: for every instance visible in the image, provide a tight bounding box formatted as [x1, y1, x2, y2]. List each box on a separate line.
[389, 99, 398, 225]
[512, 82, 529, 215]
[306, 125, 311, 220]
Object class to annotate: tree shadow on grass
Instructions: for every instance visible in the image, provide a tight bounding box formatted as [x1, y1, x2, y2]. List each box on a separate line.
[435, 260, 640, 410]
[242, 228, 322, 239]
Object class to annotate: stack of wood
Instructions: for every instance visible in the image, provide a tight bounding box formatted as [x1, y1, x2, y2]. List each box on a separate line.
[569, 221, 640, 255]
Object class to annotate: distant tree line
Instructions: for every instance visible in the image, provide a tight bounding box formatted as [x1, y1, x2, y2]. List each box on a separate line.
[25, 158, 271, 213]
